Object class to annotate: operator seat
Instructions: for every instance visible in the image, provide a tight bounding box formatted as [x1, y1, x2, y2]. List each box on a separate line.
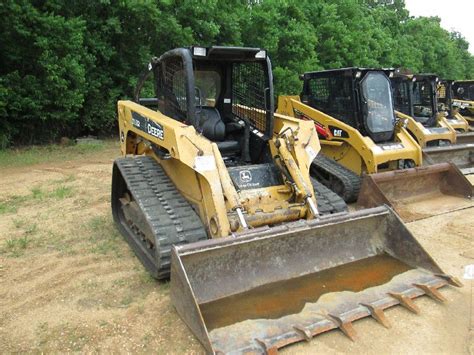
[197, 107, 240, 154]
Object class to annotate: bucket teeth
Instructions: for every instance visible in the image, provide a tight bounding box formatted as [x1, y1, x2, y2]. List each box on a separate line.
[388, 292, 420, 314]
[327, 314, 357, 341]
[414, 283, 447, 303]
[360, 303, 391, 328]
[255, 338, 278, 355]
[293, 325, 312, 342]
[435, 273, 464, 287]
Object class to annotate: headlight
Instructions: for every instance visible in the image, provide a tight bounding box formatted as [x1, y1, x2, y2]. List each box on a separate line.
[255, 50, 266, 59]
[193, 47, 207, 56]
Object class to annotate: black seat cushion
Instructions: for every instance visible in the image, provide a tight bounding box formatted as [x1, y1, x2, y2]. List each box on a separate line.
[197, 107, 240, 154]
[216, 140, 240, 153]
[198, 107, 226, 141]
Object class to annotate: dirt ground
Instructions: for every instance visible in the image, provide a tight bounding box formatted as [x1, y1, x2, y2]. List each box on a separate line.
[0, 140, 473, 354]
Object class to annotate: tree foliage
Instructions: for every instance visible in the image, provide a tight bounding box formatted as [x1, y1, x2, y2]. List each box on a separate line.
[0, 0, 473, 147]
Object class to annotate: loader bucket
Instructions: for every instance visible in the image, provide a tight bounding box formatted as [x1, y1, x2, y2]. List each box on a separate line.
[357, 163, 472, 222]
[455, 132, 474, 145]
[170, 206, 461, 354]
[422, 143, 474, 175]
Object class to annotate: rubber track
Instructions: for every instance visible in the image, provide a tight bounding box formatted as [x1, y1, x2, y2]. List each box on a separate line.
[311, 178, 348, 215]
[310, 154, 361, 203]
[113, 156, 207, 279]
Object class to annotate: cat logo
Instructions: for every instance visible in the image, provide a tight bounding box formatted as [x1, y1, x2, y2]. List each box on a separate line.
[333, 129, 343, 137]
[239, 170, 252, 183]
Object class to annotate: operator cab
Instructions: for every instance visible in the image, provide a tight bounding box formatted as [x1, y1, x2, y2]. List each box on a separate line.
[392, 73, 439, 126]
[300, 67, 396, 143]
[437, 79, 456, 117]
[134, 46, 274, 166]
[453, 80, 474, 101]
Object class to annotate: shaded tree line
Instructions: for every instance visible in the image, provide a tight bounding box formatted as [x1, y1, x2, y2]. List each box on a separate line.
[1, 0, 473, 147]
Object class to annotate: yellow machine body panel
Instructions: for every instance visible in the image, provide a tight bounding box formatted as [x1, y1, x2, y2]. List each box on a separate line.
[453, 98, 474, 119]
[395, 110, 456, 147]
[442, 112, 471, 132]
[437, 82, 472, 132]
[277, 96, 421, 175]
[117, 100, 320, 238]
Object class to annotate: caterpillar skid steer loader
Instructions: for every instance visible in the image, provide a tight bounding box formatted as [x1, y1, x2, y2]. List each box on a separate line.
[437, 80, 472, 137]
[277, 67, 472, 221]
[112, 48, 462, 353]
[450, 80, 474, 129]
[392, 74, 474, 181]
[392, 74, 457, 145]
[393, 74, 474, 144]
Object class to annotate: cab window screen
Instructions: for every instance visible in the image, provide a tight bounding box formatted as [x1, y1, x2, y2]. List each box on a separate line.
[469, 84, 474, 101]
[393, 80, 411, 115]
[361, 73, 395, 133]
[307, 75, 355, 127]
[412, 81, 433, 118]
[159, 57, 187, 122]
[232, 62, 268, 136]
[194, 70, 221, 107]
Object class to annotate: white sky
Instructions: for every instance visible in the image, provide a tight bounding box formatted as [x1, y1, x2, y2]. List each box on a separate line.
[404, 0, 474, 54]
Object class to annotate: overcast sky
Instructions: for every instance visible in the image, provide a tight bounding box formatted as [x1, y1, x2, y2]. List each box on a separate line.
[404, 0, 474, 54]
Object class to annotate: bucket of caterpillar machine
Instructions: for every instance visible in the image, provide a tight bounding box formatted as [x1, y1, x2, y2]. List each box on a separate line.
[357, 163, 472, 222]
[170, 206, 462, 354]
[422, 144, 474, 179]
[455, 131, 474, 145]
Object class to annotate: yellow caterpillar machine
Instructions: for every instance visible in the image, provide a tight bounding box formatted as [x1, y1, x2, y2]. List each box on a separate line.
[391, 74, 474, 181]
[391, 74, 457, 146]
[111, 47, 462, 353]
[453, 80, 474, 124]
[277, 68, 472, 221]
[392, 74, 474, 146]
[439, 79, 474, 132]
[437, 79, 472, 137]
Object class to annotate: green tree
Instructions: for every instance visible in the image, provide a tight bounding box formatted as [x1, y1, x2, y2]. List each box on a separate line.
[0, 0, 87, 147]
[0, 0, 473, 148]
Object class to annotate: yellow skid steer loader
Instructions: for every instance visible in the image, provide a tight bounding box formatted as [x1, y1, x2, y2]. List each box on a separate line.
[452, 80, 474, 127]
[277, 68, 472, 221]
[392, 74, 474, 183]
[437, 79, 472, 137]
[112, 48, 462, 353]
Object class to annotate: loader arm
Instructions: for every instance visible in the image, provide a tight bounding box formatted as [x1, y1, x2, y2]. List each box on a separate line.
[440, 112, 471, 133]
[278, 96, 421, 174]
[118, 100, 236, 237]
[395, 110, 456, 147]
[453, 98, 474, 114]
[453, 98, 474, 128]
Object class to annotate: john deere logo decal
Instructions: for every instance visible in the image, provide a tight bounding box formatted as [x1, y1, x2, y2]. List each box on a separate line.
[240, 170, 252, 183]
